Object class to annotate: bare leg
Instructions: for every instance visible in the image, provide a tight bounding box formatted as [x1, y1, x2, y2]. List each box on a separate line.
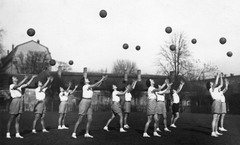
[163, 113, 168, 128]
[153, 114, 159, 132]
[220, 114, 225, 128]
[171, 114, 174, 125]
[119, 113, 124, 129]
[86, 113, 92, 134]
[62, 113, 66, 126]
[215, 114, 220, 132]
[15, 114, 21, 133]
[144, 115, 152, 133]
[33, 114, 40, 130]
[172, 112, 179, 125]
[73, 115, 84, 133]
[7, 115, 16, 132]
[58, 113, 63, 126]
[212, 114, 218, 132]
[105, 113, 115, 127]
[124, 113, 129, 125]
[40, 114, 46, 130]
[156, 114, 160, 129]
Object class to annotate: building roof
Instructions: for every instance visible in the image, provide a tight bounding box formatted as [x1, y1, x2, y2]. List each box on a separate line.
[0, 40, 51, 72]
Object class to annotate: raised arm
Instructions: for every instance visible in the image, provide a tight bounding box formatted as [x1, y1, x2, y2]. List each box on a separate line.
[88, 75, 107, 89]
[21, 75, 37, 88]
[213, 73, 220, 89]
[159, 81, 167, 90]
[12, 75, 28, 89]
[69, 85, 78, 95]
[66, 82, 72, 92]
[216, 73, 223, 90]
[40, 76, 52, 91]
[222, 78, 229, 93]
[158, 82, 172, 94]
[131, 80, 137, 89]
[176, 81, 184, 93]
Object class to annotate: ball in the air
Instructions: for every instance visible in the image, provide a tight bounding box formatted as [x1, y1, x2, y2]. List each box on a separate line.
[219, 37, 227, 44]
[123, 43, 129, 49]
[49, 59, 56, 66]
[227, 51, 233, 57]
[165, 26, 172, 34]
[191, 38, 197, 44]
[69, 60, 74, 65]
[170, 44, 176, 51]
[27, 28, 35, 37]
[99, 10, 107, 18]
[136, 45, 141, 51]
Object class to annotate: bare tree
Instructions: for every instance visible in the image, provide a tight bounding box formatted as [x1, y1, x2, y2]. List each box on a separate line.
[0, 29, 5, 56]
[157, 32, 191, 79]
[14, 51, 50, 74]
[157, 32, 218, 81]
[112, 59, 138, 75]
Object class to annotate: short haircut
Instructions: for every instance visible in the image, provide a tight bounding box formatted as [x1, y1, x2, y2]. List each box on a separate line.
[146, 79, 151, 87]
[206, 82, 211, 91]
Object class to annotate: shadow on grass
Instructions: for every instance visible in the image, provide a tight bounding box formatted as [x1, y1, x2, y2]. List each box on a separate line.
[135, 129, 143, 135]
[182, 127, 209, 135]
[21, 126, 54, 135]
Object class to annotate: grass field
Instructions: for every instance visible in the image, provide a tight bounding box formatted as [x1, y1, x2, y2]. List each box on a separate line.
[1, 111, 240, 145]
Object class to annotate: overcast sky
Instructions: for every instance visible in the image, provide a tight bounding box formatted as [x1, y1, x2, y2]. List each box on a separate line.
[0, 0, 240, 75]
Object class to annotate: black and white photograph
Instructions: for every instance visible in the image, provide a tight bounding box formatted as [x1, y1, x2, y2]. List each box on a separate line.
[0, 0, 240, 145]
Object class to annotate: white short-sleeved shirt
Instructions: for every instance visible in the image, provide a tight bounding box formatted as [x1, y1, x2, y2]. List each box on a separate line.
[156, 92, 165, 102]
[9, 84, 22, 98]
[209, 88, 220, 100]
[172, 93, 180, 103]
[35, 87, 47, 101]
[148, 86, 157, 100]
[112, 90, 120, 102]
[59, 91, 69, 102]
[82, 84, 93, 99]
[125, 92, 132, 101]
[219, 91, 226, 102]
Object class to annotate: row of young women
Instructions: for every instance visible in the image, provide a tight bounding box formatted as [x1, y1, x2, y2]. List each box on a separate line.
[6, 73, 228, 139]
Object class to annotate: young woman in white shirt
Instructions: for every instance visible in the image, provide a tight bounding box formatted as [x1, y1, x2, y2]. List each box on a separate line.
[32, 76, 53, 134]
[123, 80, 137, 129]
[156, 79, 172, 132]
[170, 80, 184, 128]
[219, 77, 229, 132]
[58, 82, 78, 129]
[72, 75, 107, 139]
[143, 79, 166, 137]
[206, 73, 223, 137]
[103, 84, 129, 132]
[6, 75, 37, 139]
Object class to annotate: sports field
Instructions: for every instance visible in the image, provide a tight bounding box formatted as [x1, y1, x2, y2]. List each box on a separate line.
[1, 111, 240, 145]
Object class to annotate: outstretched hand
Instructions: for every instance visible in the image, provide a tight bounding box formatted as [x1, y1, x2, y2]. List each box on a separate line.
[102, 75, 108, 81]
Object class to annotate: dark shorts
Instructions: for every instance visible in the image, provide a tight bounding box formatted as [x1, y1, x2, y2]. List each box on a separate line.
[111, 102, 122, 114]
[59, 101, 68, 114]
[211, 100, 222, 114]
[78, 98, 93, 115]
[172, 103, 179, 114]
[147, 99, 157, 115]
[9, 97, 23, 115]
[156, 101, 166, 114]
[34, 100, 46, 114]
[124, 101, 131, 113]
